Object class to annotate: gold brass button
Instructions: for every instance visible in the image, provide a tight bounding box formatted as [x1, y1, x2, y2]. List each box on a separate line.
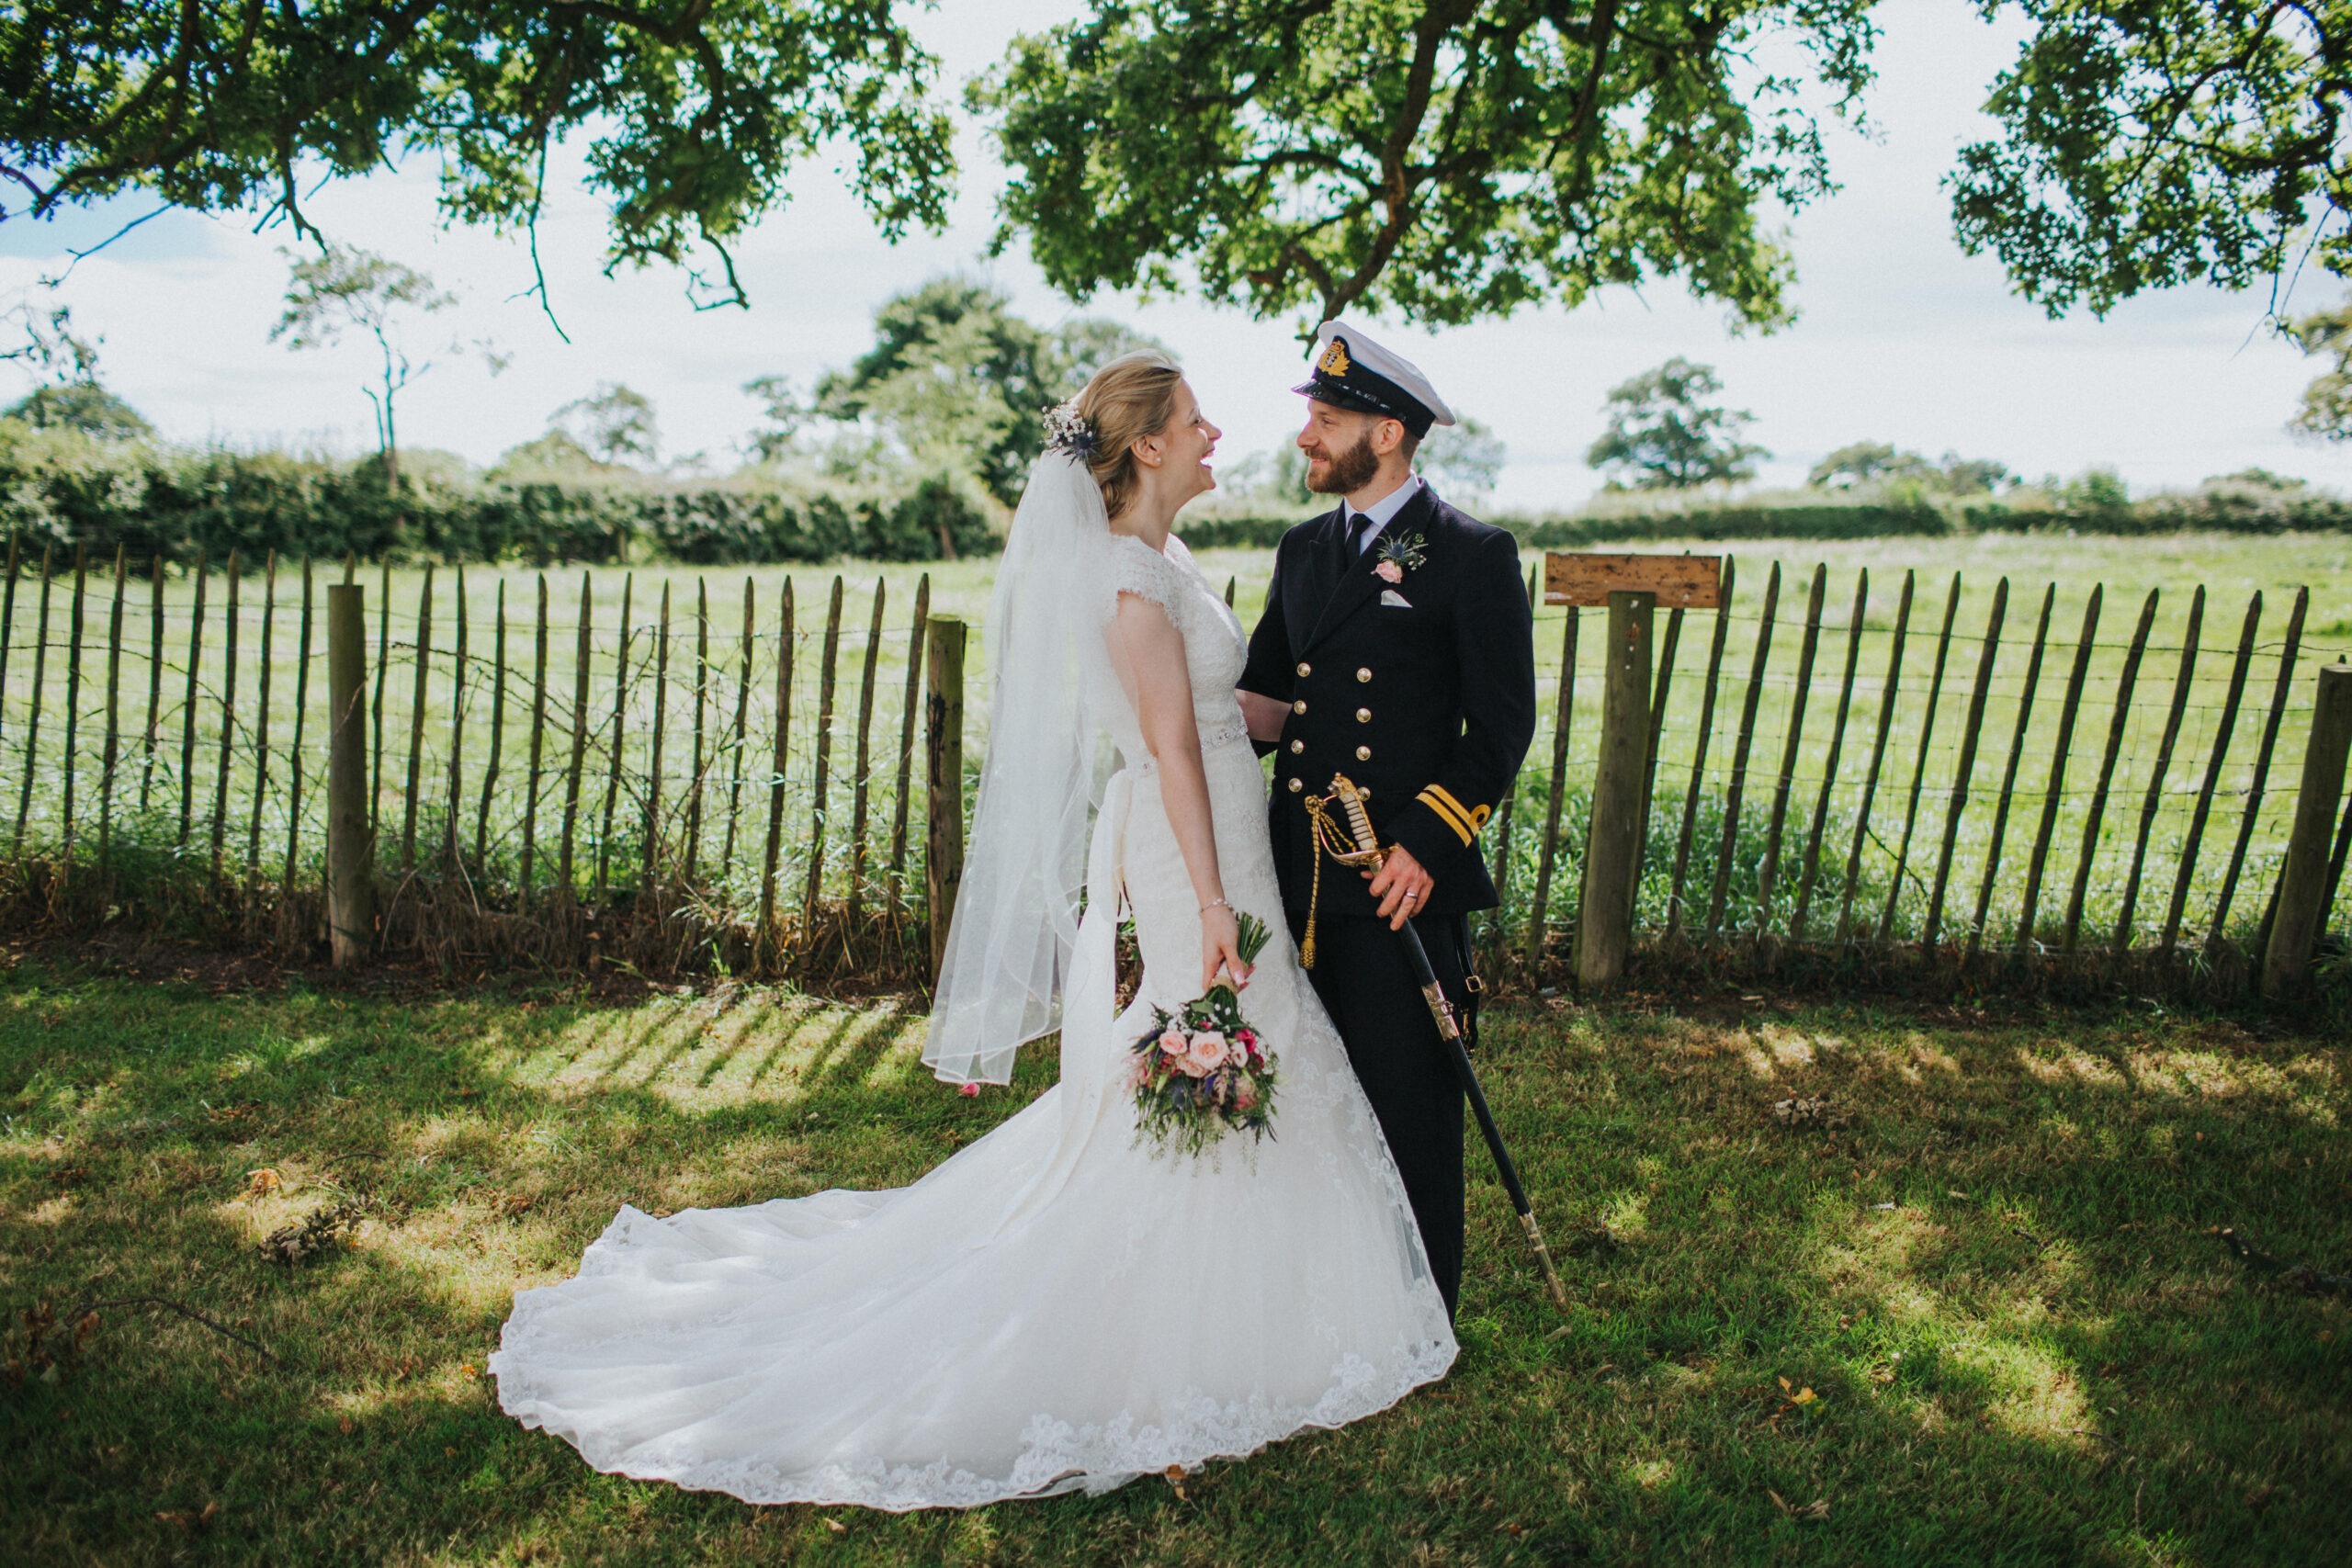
[1356, 707, 1371, 723]
[1296, 661, 1312, 677]
[1357, 668, 1372, 682]
[1292, 700, 1307, 715]
[1286, 776, 1303, 794]
[1289, 739, 1305, 754]
[1355, 745, 1371, 761]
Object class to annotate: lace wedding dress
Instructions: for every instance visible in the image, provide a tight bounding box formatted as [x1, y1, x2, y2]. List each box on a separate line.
[488, 468, 1455, 1509]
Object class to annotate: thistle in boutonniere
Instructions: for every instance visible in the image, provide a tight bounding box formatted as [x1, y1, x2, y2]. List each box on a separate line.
[1374, 531, 1428, 585]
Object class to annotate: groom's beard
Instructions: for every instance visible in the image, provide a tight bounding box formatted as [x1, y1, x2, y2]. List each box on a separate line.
[1303, 429, 1380, 496]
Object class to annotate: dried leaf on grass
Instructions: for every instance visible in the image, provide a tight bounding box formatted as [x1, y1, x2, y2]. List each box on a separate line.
[245, 1168, 283, 1196]
[258, 1194, 397, 1266]
[156, 1501, 219, 1534]
[1768, 1490, 1831, 1521]
[1770, 1097, 1851, 1129]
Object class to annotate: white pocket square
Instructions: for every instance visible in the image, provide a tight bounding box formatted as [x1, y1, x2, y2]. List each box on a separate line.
[1379, 589, 1413, 608]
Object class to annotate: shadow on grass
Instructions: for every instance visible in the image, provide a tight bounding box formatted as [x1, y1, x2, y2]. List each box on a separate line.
[2, 962, 2346, 1566]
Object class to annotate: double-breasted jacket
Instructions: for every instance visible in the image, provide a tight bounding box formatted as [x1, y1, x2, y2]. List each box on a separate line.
[1238, 483, 1537, 921]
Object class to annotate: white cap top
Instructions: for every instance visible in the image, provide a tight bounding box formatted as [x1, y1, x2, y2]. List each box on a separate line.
[1294, 318, 1456, 434]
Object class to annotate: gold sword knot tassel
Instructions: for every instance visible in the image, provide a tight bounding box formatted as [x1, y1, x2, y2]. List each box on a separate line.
[1301, 773, 1384, 969]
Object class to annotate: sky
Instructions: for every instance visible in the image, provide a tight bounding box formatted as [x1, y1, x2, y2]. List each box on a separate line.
[1, 0, 2345, 513]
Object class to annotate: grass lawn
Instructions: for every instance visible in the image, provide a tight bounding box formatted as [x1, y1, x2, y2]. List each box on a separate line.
[3, 956, 2347, 1567]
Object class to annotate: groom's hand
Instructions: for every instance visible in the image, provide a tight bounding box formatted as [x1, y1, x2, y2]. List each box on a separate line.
[1366, 845, 1434, 931]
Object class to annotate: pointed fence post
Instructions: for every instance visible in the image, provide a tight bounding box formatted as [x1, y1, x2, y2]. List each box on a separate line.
[1923, 579, 2008, 953]
[2162, 592, 2261, 953]
[326, 583, 372, 966]
[2264, 662, 2352, 998]
[1524, 604, 1578, 969]
[2207, 589, 2307, 956]
[926, 617, 968, 982]
[1577, 590, 1655, 987]
[61, 543, 85, 867]
[1966, 583, 2054, 963]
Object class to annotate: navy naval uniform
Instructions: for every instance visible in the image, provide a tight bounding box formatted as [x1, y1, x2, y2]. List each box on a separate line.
[1238, 480, 1536, 1314]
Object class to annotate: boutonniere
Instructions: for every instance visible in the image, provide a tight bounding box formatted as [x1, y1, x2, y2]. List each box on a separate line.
[1373, 531, 1427, 585]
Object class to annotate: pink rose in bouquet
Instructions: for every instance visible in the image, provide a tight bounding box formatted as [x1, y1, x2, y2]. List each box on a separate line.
[1127, 914, 1282, 1158]
[1189, 1032, 1228, 1072]
[1374, 558, 1404, 584]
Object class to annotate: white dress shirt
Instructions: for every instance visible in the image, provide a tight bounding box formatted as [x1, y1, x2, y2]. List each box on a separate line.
[1343, 474, 1424, 556]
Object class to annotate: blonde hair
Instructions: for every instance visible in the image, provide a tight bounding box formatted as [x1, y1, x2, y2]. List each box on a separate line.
[1073, 350, 1185, 521]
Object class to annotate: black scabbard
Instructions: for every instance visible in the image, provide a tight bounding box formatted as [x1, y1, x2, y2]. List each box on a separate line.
[1389, 917, 1569, 1312]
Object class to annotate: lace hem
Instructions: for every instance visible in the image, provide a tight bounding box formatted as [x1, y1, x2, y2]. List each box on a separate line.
[490, 1331, 1454, 1511]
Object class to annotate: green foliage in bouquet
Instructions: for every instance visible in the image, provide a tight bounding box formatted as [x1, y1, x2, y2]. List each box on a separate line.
[1128, 912, 1281, 1160]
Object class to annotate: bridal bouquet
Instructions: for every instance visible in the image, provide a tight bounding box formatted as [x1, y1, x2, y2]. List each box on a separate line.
[1126, 911, 1282, 1158]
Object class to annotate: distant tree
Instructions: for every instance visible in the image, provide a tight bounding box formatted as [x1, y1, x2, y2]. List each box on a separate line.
[741, 376, 812, 465]
[5, 382, 152, 440]
[1809, 442, 2007, 494]
[2060, 467, 2132, 514]
[1807, 441, 1929, 490]
[808, 278, 1169, 503]
[1935, 453, 2012, 496]
[1419, 416, 1507, 498]
[2287, 297, 2352, 442]
[1586, 359, 1766, 491]
[492, 429, 614, 479]
[0, 1, 952, 311]
[554, 383, 660, 468]
[270, 247, 458, 482]
[1216, 447, 1312, 510]
[2207, 467, 2306, 491]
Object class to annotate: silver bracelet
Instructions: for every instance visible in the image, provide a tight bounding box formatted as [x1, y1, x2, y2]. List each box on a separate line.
[1200, 897, 1232, 913]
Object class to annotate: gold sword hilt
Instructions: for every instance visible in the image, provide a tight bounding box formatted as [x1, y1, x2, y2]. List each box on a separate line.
[1321, 773, 1385, 866]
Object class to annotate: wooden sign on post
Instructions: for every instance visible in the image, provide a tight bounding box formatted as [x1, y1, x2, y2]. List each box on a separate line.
[1544, 552, 1723, 609]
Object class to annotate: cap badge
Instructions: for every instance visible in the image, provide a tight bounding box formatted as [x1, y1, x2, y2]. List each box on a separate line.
[1317, 336, 1352, 378]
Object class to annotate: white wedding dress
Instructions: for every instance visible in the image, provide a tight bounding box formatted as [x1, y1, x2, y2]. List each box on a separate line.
[488, 499, 1455, 1508]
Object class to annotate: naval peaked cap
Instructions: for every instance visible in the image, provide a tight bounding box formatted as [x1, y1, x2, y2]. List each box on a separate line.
[1293, 320, 1457, 438]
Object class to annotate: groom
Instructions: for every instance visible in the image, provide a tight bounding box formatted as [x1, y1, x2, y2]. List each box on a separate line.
[1237, 322, 1536, 1318]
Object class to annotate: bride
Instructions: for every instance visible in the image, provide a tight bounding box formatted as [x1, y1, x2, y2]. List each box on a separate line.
[487, 351, 1456, 1509]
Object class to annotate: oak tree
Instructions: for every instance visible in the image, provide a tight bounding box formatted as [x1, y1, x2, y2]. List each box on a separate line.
[978, 0, 1879, 332]
[1951, 1, 2352, 317]
[0, 0, 953, 309]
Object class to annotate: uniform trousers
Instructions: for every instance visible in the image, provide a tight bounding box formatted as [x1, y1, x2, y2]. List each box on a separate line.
[1291, 908, 1468, 1318]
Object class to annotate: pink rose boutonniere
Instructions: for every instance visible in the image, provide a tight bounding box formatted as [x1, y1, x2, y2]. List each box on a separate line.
[1374, 531, 1428, 587]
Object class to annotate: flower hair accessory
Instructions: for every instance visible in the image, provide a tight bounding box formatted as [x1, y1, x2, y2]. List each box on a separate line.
[1043, 400, 1100, 460]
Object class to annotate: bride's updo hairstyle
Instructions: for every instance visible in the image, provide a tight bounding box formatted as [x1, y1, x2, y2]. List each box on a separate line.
[1073, 350, 1184, 520]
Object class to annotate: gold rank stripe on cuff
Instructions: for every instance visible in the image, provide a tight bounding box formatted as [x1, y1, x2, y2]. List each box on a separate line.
[1417, 785, 1479, 846]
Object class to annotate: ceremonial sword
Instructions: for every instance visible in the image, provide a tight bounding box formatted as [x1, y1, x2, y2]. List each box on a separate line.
[1307, 774, 1570, 1314]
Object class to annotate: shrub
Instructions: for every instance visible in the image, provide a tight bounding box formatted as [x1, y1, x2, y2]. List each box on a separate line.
[0, 421, 995, 566]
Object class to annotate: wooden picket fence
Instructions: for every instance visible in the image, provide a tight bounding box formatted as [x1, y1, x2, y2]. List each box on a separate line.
[1, 539, 2347, 1000]
[1486, 556, 2352, 999]
[0, 543, 954, 983]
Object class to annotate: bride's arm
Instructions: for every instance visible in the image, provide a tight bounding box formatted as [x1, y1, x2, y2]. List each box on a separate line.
[1108, 592, 1253, 995]
[1238, 690, 1291, 742]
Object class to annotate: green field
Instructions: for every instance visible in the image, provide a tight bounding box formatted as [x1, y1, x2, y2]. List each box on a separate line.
[4, 959, 2346, 1564]
[0, 529, 2346, 959]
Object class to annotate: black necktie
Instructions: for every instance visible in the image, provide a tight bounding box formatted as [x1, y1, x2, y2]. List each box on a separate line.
[1350, 510, 1379, 558]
